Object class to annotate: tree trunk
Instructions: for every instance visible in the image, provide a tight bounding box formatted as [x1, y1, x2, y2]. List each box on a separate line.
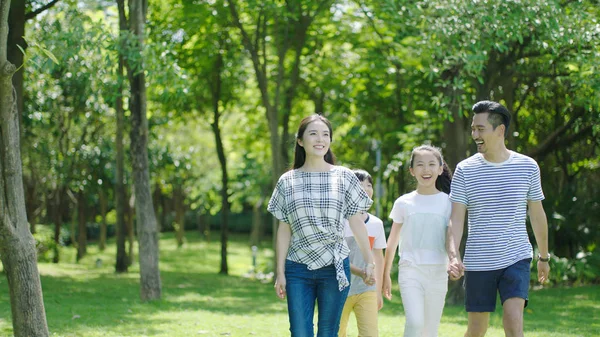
[209, 51, 230, 275]
[126, 189, 135, 266]
[173, 185, 185, 247]
[115, 0, 128, 273]
[99, 188, 107, 251]
[127, 0, 161, 301]
[0, 1, 49, 334]
[7, 0, 23, 132]
[250, 196, 265, 247]
[51, 189, 62, 263]
[76, 192, 87, 262]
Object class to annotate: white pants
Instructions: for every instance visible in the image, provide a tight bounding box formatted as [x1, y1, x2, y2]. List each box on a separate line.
[398, 263, 448, 337]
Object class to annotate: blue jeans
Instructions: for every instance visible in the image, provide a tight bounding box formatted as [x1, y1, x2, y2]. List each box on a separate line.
[285, 258, 350, 337]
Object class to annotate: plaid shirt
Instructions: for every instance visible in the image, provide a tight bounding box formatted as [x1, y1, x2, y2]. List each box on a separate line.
[268, 166, 372, 290]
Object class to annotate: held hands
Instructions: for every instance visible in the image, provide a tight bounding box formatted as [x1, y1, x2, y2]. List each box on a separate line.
[362, 263, 376, 286]
[448, 256, 465, 281]
[274, 274, 286, 299]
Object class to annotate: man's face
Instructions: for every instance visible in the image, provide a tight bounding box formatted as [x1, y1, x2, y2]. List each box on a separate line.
[471, 112, 504, 154]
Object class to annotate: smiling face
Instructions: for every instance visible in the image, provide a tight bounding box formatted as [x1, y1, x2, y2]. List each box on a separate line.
[297, 120, 331, 159]
[471, 112, 505, 154]
[359, 178, 374, 199]
[409, 150, 443, 190]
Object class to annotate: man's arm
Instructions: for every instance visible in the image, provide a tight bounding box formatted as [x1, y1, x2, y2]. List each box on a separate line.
[528, 200, 550, 283]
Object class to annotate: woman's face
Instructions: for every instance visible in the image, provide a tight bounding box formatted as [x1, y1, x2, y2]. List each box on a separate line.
[297, 120, 331, 159]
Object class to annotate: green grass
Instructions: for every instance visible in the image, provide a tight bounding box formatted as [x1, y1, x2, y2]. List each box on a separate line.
[1, 232, 599, 336]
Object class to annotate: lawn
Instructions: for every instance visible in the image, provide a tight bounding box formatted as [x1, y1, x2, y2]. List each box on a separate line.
[0, 231, 598, 337]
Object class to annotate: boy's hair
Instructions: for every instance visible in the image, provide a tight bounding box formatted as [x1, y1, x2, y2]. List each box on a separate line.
[353, 169, 373, 185]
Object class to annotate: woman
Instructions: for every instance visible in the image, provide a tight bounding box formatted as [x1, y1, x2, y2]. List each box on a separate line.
[268, 114, 376, 337]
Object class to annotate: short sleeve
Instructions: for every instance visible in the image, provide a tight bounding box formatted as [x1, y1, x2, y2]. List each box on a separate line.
[343, 170, 373, 219]
[449, 164, 469, 205]
[372, 217, 387, 249]
[527, 162, 545, 201]
[389, 198, 405, 224]
[267, 178, 290, 223]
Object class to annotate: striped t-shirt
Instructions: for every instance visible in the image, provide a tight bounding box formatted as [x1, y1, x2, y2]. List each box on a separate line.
[449, 151, 544, 271]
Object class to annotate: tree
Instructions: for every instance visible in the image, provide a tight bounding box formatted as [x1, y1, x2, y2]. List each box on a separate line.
[123, 0, 162, 301]
[0, 0, 50, 335]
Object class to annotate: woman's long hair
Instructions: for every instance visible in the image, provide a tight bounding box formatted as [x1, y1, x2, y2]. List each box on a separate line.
[292, 114, 336, 169]
[409, 145, 453, 194]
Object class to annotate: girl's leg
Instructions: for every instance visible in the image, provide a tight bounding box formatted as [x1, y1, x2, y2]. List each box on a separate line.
[286, 260, 317, 337]
[353, 291, 379, 337]
[316, 258, 350, 337]
[398, 265, 425, 337]
[422, 265, 448, 337]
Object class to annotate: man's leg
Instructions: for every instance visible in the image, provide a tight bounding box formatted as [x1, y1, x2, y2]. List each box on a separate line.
[464, 268, 500, 337]
[498, 259, 531, 337]
[502, 298, 525, 337]
[465, 312, 490, 337]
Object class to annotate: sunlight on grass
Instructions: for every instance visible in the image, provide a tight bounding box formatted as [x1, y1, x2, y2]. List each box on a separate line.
[1, 231, 599, 336]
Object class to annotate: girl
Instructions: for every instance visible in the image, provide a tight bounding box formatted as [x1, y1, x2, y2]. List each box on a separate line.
[268, 114, 376, 337]
[382, 145, 460, 337]
[338, 169, 387, 337]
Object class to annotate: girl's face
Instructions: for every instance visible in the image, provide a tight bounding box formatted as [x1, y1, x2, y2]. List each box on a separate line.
[360, 179, 374, 199]
[297, 120, 331, 159]
[409, 151, 443, 189]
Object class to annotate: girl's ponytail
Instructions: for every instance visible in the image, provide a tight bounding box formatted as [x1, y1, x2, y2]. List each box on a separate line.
[436, 160, 453, 194]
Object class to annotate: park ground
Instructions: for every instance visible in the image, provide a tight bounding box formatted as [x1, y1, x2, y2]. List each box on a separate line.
[0, 231, 599, 337]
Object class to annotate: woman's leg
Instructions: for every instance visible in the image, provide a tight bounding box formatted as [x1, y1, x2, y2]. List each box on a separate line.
[316, 258, 351, 337]
[286, 260, 317, 337]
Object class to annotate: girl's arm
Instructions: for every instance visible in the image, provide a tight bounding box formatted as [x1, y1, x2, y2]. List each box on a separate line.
[348, 213, 375, 283]
[373, 248, 385, 309]
[275, 221, 291, 299]
[383, 222, 402, 300]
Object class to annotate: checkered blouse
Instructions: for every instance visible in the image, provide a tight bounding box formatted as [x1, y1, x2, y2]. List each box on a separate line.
[267, 166, 373, 291]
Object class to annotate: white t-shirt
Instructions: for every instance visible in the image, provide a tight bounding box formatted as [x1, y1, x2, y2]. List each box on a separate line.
[389, 191, 451, 265]
[343, 214, 387, 296]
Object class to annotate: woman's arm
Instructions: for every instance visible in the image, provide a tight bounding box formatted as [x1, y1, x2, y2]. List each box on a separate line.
[275, 221, 291, 299]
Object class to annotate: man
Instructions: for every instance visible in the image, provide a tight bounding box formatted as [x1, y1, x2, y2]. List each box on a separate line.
[448, 100, 550, 337]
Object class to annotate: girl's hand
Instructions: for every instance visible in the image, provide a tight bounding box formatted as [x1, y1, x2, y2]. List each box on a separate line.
[448, 257, 464, 280]
[377, 293, 384, 310]
[382, 274, 393, 300]
[274, 274, 286, 299]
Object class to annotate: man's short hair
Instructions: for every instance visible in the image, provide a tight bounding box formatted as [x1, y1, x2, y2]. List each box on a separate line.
[472, 100, 511, 138]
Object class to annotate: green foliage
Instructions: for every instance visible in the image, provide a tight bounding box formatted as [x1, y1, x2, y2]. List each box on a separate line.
[533, 252, 600, 287]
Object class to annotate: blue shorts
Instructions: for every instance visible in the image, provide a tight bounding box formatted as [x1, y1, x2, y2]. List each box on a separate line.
[464, 258, 531, 312]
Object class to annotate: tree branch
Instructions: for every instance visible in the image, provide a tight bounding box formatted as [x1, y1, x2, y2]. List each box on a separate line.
[25, 0, 60, 20]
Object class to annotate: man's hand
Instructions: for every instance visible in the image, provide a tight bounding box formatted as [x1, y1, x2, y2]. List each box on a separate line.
[537, 260, 550, 284]
[448, 256, 464, 281]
